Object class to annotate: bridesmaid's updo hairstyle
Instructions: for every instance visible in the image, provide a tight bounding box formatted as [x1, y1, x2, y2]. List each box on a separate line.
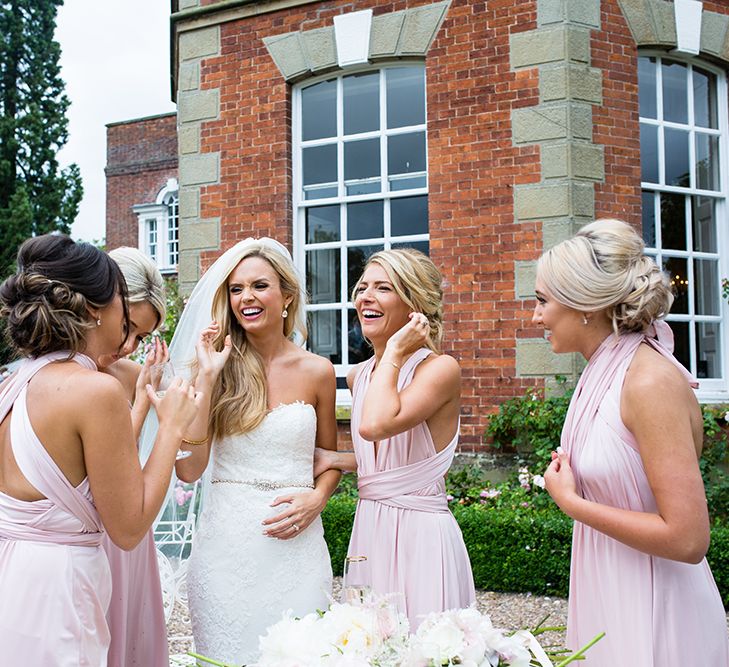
[537, 218, 673, 335]
[109, 246, 166, 327]
[0, 234, 128, 357]
[354, 248, 444, 352]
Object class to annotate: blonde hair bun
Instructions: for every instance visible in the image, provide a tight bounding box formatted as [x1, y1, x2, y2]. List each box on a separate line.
[537, 218, 673, 334]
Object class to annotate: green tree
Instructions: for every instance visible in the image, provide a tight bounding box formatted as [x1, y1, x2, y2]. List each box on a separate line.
[0, 0, 83, 279]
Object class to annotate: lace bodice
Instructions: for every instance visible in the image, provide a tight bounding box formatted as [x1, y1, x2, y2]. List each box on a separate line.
[210, 402, 316, 485]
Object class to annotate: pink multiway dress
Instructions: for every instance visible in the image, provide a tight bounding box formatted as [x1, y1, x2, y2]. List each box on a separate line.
[0, 353, 112, 666]
[101, 524, 168, 665]
[562, 325, 729, 666]
[347, 348, 475, 631]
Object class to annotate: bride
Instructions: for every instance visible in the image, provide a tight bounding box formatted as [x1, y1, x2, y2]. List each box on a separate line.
[172, 238, 339, 665]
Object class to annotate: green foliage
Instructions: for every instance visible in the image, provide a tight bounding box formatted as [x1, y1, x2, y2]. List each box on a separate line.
[0, 0, 83, 280]
[708, 520, 729, 607]
[159, 277, 185, 347]
[485, 376, 575, 471]
[700, 405, 729, 522]
[321, 494, 729, 605]
[453, 502, 572, 597]
[321, 494, 357, 577]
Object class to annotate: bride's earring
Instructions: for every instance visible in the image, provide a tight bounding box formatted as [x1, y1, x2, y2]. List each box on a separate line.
[282, 309, 288, 319]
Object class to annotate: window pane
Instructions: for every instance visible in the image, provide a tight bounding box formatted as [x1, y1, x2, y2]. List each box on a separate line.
[303, 144, 337, 186]
[693, 66, 717, 129]
[306, 248, 340, 304]
[348, 309, 373, 364]
[664, 128, 689, 187]
[640, 124, 658, 183]
[388, 132, 426, 182]
[696, 322, 722, 379]
[659, 192, 686, 251]
[664, 257, 688, 314]
[641, 190, 656, 247]
[390, 175, 427, 191]
[391, 240, 430, 256]
[693, 259, 719, 316]
[662, 61, 688, 124]
[302, 79, 336, 141]
[692, 195, 717, 253]
[696, 133, 720, 191]
[387, 67, 425, 129]
[638, 57, 657, 119]
[344, 139, 380, 195]
[308, 310, 341, 364]
[391, 195, 428, 237]
[347, 200, 383, 241]
[344, 72, 379, 135]
[347, 244, 383, 296]
[306, 205, 340, 243]
[670, 321, 690, 372]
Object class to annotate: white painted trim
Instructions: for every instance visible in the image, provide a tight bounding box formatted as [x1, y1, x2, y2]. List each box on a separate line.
[639, 52, 728, 394]
[292, 64, 429, 382]
[673, 0, 702, 56]
[333, 9, 372, 68]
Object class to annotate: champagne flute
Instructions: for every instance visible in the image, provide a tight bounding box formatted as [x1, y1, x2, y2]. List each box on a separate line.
[152, 361, 193, 461]
[342, 555, 370, 604]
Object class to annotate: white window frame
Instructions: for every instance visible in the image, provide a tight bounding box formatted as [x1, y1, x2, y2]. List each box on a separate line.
[292, 65, 429, 404]
[640, 52, 729, 400]
[134, 178, 179, 275]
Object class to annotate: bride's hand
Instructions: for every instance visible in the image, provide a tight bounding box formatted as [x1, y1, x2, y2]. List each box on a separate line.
[262, 490, 326, 540]
[313, 447, 338, 478]
[135, 336, 168, 404]
[195, 321, 232, 379]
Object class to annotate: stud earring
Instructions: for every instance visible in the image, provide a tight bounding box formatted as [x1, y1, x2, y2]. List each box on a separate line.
[282, 309, 288, 319]
[582, 315, 588, 326]
[96, 317, 102, 326]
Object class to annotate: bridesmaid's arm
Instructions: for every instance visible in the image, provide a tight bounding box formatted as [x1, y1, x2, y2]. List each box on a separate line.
[545, 348, 710, 564]
[310, 359, 341, 504]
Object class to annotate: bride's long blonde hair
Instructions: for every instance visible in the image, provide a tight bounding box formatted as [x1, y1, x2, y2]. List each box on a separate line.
[207, 244, 307, 439]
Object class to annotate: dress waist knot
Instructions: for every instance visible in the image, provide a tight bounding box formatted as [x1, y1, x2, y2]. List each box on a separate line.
[357, 438, 457, 514]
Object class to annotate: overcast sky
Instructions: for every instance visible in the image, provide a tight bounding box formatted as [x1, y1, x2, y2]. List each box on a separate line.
[56, 1, 176, 243]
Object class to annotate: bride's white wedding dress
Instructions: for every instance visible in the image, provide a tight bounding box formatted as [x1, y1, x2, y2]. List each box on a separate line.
[187, 402, 333, 665]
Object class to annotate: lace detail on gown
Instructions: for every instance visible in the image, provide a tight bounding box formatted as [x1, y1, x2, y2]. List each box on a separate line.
[187, 403, 332, 665]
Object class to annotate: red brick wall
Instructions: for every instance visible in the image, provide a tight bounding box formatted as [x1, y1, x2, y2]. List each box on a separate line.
[105, 113, 178, 251]
[193, 0, 546, 448]
[188, 0, 729, 449]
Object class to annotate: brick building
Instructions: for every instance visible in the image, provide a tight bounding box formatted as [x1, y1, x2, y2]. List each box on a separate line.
[107, 0, 729, 449]
[105, 112, 180, 275]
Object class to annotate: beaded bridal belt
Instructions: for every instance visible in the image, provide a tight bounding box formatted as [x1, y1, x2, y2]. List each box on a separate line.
[211, 478, 314, 491]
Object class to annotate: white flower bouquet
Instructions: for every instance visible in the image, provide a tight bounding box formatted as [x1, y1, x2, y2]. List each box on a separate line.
[189, 593, 602, 667]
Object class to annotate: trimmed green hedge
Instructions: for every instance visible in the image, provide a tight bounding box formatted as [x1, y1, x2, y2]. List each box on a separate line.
[322, 496, 729, 606]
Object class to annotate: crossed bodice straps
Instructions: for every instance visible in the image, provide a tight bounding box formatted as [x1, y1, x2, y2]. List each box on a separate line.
[357, 431, 458, 513]
[0, 352, 105, 546]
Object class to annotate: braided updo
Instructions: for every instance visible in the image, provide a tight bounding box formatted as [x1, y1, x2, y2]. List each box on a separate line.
[537, 219, 673, 335]
[0, 234, 128, 358]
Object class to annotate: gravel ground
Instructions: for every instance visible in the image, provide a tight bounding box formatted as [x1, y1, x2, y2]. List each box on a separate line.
[167, 578, 569, 662]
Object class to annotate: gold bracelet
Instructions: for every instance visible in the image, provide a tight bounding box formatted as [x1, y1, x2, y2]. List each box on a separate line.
[381, 361, 400, 371]
[181, 436, 209, 446]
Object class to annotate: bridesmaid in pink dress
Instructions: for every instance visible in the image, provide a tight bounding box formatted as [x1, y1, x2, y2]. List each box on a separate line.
[0, 234, 199, 666]
[315, 248, 475, 630]
[534, 219, 728, 665]
[98, 247, 170, 667]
